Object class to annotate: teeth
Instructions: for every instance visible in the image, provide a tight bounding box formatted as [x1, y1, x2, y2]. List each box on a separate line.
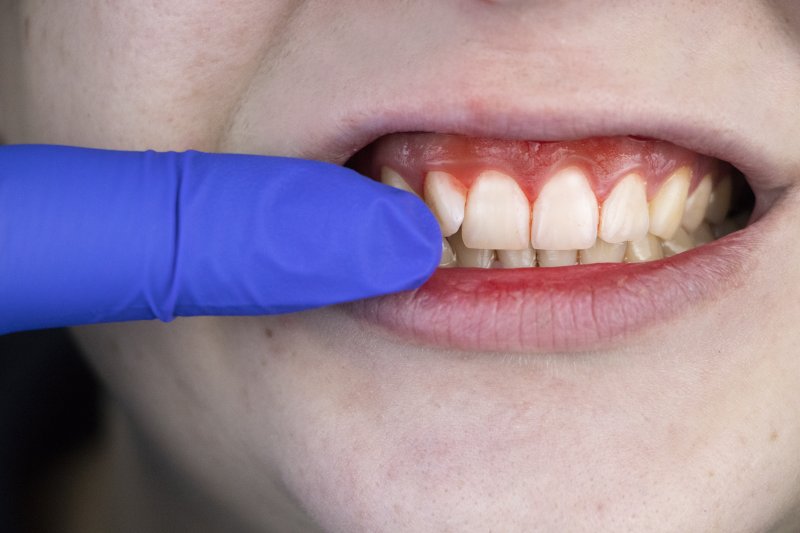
[648, 167, 691, 240]
[497, 248, 536, 268]
[691, 222, 714, 245]
[599, 173, 649, 243]
[680, 174, 713, 232]
[625, 234, 664, 263]
[538, 249, 578, 267]
[381, 166, 417, 195]
[705, 176, 732, 224]
[531, 167, 598, 250]
[439, 238, 457, 267]
[449, 230, 494, 268]
[462, 170, 531, 250]
[424, 171, 467, 237]
[711, 212, 748, 239]
[579, 239, 626, 264]
[660, 227, 695, 257]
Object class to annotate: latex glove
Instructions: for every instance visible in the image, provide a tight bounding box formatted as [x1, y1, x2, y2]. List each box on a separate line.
[0, 145, 441, 334]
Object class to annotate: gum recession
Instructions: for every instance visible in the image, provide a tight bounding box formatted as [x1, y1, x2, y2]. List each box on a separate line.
[346, 228, 752, 353]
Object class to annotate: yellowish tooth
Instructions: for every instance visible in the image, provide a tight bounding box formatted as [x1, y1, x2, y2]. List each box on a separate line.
[531, 167, 598, 250]
[497, 248, 536, 268]
[705, 176, 732, 224]
[381, 166, 417, 195]
[624, 234, 664, 263]
[692, 222, 714, 245]
[661, 227, 695, 257]
[537, 249, 578, 267]
[579, 239, 626, 264]
[648, 167, 691, 240]
[423, 171, 467, 237]
[599, 173, 649, 243]
[449, 230, 494, 268]
[462, 170, 531, 250]
[681, 174, 713, 232]
[439, 238, 457, 268]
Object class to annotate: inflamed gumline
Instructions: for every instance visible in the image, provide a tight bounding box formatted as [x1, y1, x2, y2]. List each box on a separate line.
[367, 134, 747, 268]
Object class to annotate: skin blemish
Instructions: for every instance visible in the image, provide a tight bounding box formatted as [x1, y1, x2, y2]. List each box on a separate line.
[264, 327, 274, 339]
[769, 430, 779, 442]
[23, 16, 30, 46]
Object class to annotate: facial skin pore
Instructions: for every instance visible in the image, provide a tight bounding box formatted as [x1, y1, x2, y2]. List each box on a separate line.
[2, 1, 800, 532]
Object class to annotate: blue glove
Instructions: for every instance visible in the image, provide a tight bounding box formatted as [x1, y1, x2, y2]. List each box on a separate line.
[0, 145, 442, 334]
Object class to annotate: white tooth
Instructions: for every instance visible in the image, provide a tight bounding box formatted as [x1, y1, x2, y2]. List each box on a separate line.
[537, 249, 577, 267]
[599, 173, 649, 243]
[531, 167, 598, 250]
[648, 167, 691, 240]
[424, 171, 467, 237]
[449, 230, 494, 268]
[705, 176, 732, 224]
[625, 234, 664, 263]
[497, 248, 536, 268]
[680, 174, 713, 232]
[579, 239, 626, 264]
[381, 166, 417, 196]
[661, 227, 695, 257]
[439, 238, 457, 267]
[462, 170, 531, 250]
[692, 222, 714, 245]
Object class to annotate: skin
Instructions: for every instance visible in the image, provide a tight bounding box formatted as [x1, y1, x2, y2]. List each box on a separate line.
[2, 1, 800, 531]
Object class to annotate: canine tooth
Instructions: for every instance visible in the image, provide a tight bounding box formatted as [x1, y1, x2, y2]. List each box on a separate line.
[497, 248, 536, 268]
[580, 239, 626, 264]
[692, 222, 714, 245]
[625, 234, 664, 263]
[661, 227, 695, 257]
[599, 173, 649, 243]
[449, 231, 494, 268]
[424, 171, 467, 237]
[531, 167, 598, 250]
[705, 176, 732, 224]
[381, 166, 417, 195]
[649, 167, 691, 240]
[462, 170, 531, 250]
[439, 238, 457, 267]
[681, 174, 712, 232]
[538, 250, 577, 267]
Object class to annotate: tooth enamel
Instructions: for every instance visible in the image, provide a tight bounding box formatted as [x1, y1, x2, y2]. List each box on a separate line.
[439, 238, 457, 267]
[599, 173, 649, 243]
[449, 231, 494, 268]
[380, 166, 417, 195]
[531, 167, 598, 250]
[661, 227, 695, 257]
[625, 234, 664, 263]
[424, 171, 467, 237]
[497, 248, 536, 268]
[692, 222, 714, 245]
[461, 170, 531, 250]
[648, 167, 691, 240]
[680, 174, 713, 232]
[579, 239, 626, 264]
[705, 176, 732, 224]
[537, 249, 578, 267]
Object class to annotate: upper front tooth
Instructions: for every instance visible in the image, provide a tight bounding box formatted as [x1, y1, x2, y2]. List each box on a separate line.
[381, 166, 417, 195]
[424, 171, 467, 237]
[462, 170, 531, 250]
[705, 175, 732, 224]
[680, 174, 713, 232]
[531, 167, 598, 250]
[599, 173, 649, 243]
[649, 167, 691, 240]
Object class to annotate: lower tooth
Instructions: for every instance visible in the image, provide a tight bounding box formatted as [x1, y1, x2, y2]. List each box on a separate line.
[538, 249, 578, 267]
[705, 176, 732, 224]
[661, 227, 695, 257]
[497, 248, 536, 268]
[625, 234, 664, 263]
[692, 222, 714, 245]
[439, 238, 457, 267]
[580, 239, 626, 264]
[449, 231, 494, 268]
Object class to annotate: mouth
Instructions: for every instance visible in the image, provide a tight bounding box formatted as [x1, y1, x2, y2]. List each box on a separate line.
[332, 108, 780, 353]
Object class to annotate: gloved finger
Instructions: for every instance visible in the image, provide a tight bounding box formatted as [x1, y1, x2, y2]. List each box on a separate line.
[0, 145, 442, 334]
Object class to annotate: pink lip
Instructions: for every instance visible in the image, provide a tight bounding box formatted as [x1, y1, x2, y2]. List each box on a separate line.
[346, 225, 756, 352]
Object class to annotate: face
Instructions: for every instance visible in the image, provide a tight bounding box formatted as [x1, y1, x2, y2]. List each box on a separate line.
[3, 1, 800, 531]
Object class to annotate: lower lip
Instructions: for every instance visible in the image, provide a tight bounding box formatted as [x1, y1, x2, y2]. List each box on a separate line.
[347, 228, 755, 353]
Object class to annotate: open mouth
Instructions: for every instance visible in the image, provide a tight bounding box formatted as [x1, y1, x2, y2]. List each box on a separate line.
[345, 132, 764, 353]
